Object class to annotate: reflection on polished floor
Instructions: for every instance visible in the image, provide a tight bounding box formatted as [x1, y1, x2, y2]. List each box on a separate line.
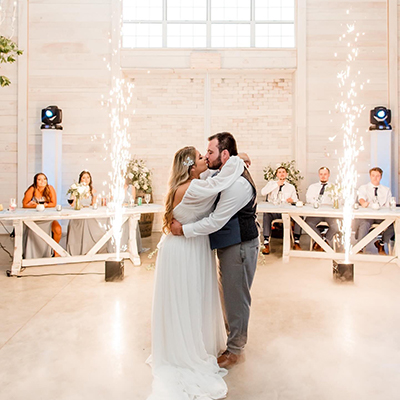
[1, 232, 400, 400]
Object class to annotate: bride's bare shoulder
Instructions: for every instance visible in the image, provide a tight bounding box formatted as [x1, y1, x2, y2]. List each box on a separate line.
[173, 181, 191, 208]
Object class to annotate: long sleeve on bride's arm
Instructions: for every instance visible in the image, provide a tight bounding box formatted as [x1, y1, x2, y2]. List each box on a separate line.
[183, 177, 253, 238]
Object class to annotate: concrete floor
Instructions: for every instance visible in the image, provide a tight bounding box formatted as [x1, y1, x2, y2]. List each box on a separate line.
[1, 232, 400, 400]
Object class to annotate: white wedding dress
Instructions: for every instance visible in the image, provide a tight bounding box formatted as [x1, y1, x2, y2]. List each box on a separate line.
[147, 156, 245, 400]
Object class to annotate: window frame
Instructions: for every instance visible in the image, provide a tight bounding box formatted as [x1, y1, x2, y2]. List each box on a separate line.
[122, 0, 296, 49]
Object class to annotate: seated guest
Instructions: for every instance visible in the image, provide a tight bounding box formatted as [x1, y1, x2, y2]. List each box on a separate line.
[355, 167, 393, 255]
[260, 165, 301, 254]
[74, 169, 97, 206]
[66, 170, 107, 255]
[22, 173, 62, 258]
[305, 166, 339, 250]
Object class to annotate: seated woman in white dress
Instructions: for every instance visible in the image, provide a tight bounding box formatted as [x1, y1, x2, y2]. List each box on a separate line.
[66, 170, 108, 255]
[147, 146, 244, 400]
[22, 173, 62, 258]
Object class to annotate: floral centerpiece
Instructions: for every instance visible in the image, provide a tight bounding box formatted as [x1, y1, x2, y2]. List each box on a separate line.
[325, 183, 342, 208]
[125, 158, 152, 194]
[67, 183, 90, 210]
[263, 160, 303, 192]
[125, 158, 153, 237]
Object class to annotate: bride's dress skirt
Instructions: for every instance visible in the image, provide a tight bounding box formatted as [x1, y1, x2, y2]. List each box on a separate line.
[148, 233, 228, 400]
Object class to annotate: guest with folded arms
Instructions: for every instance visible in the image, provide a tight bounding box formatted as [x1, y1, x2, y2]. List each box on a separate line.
[22, 173, 62, 257]
[355, 167, 393, 254]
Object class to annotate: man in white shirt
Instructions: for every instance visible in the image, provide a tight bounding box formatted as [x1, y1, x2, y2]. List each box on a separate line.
[356, 167, 394, 254]
[305, 166, 339, 250]
[170, 132, 259, 369]
[260, 166, 301, 254]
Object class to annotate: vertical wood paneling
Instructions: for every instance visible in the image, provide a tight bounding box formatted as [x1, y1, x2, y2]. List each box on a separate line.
[27, 0, 112, 204]
[4, 1, 400, 231]
[0, 4, 19, 207]
[306, 0, 388, 188]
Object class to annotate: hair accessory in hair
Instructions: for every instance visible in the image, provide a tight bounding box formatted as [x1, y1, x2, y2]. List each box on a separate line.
[183, 157, 194, 167]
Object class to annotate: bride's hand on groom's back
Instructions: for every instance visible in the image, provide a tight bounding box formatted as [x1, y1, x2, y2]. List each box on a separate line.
[170, 219, 184, 236]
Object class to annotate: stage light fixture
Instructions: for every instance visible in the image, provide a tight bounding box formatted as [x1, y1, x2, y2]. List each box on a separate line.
[41, 105, 63, 130]
[369, 106, 391, 130]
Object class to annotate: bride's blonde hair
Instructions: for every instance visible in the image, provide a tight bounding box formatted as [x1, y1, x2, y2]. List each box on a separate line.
[162, 146, 197, 234]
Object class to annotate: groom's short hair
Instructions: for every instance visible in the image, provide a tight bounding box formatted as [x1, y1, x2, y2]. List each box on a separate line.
[208, 132, 238, 156]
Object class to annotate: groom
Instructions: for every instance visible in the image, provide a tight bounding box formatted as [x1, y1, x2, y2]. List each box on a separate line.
[171, 132, 259, 369]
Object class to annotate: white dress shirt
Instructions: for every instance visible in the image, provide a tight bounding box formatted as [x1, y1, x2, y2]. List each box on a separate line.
[306, 182, 333, 205]
[357, 182, 392, 208]
[260, 180, 298, 202]
[183, 176, 253, 238]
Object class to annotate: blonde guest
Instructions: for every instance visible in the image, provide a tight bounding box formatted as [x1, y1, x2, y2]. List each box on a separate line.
[66, 170, 107, 255]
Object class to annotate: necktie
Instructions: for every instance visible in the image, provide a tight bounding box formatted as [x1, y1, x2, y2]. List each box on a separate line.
[211, 170, 220, 177]
[374, 187, 378, 197]
[279, 184, 285, 192]
[319, 183, 327, 196]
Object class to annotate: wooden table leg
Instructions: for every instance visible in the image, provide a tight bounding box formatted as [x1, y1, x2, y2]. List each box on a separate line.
[395, 218, 400, 266]
[351, 218, 394, 255]
[11, 220, 23, 275]
[282, 213, 291, 263]
[291, 215, 335, 253]
[128, 215, 141, 266]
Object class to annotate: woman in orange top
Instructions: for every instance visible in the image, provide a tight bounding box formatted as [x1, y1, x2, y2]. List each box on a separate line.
[23, 173, 62, 256]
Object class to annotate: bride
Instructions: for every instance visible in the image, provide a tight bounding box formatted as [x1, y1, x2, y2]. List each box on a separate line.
[147, 146, 244, 400]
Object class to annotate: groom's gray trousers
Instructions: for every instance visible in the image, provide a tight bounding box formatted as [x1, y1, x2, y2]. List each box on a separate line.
[217, 236, 259, 355]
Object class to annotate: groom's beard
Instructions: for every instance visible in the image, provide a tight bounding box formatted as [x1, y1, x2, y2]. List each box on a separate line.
[208, 155, 222, 170]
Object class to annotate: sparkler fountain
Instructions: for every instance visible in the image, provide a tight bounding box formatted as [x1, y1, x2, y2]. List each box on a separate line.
[333, 18, 366, 281]
[103, 1, 136, 281]
[108, 77, 133, 257]
[104, 75, 134, 281]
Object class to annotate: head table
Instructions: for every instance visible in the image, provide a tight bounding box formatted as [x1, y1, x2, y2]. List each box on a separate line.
[257, 202, 400, 265]
[4, 202, 399, 276]
[1, 204, 164, 276]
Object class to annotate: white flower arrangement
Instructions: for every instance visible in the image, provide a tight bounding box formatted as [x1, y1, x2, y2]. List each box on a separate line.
[67, 182, 90, 199]
[325, 183, 342, 200]
[126, 158, 152, 194]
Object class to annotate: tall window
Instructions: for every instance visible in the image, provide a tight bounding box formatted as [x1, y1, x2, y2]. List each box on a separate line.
[122, 0, 295, 49]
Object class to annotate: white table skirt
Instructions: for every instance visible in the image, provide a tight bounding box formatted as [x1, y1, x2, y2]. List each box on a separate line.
[1, 204, 163, 276]
[257, 202, 400, 265]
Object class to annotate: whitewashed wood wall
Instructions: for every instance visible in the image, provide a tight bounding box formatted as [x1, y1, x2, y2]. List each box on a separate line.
[0, 3, 19, 206]
[27, 0, 113, 202]
[306, 0, 389, 188]
[1, 0, 400, 232]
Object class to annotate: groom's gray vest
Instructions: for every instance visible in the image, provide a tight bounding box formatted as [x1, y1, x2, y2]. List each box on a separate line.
[209, 168, 259, 250]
